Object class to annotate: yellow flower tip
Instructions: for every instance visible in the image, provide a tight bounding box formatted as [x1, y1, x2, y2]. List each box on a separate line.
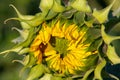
[52, 21, 64, 38]
[30, 20, 97, 74]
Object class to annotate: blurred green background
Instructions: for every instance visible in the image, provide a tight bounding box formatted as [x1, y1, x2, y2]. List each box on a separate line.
[0, 0, 40, 80]
[0, 0, 120, 80]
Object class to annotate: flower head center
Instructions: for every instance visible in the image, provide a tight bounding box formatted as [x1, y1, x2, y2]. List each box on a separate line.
[50, 37, 69, 58]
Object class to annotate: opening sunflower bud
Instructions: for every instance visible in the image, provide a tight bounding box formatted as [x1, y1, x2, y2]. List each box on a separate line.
[30, 20, 97, 74]
[1, 0, 119, 79]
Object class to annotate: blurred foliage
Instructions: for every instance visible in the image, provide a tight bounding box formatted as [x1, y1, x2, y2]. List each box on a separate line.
[0, 0, 120, 80]
[0, 0, 39, 80]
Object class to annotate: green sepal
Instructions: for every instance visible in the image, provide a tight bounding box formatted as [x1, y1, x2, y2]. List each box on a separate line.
[9, 4, 34, 20]
[97, 40, 105, 60]
[113, 7, 120, 17]
[27, 64, 45, 80]
[19, 54, 37, 78]
[82, 69, 94, 80]
[45, 9, 58, 20]
[83, 54, 98, 71]
[87, 38, 102, 52]
[52, 0, 65, 12]
[84, 13, 95, 26]
[0, 46, 22, 55]
[92, 0, 115, 23]
[84, 20, 94, 27]
[107, 73, 119, 80]
[18, 13, 45, 27]
[71, 0, 91, 12]
[18, 48, 29, 55]
[101, 25, 120, 45]
[39, 74, 52, 80]
[94, 59, 106, 80]
[14, 27, 36, 48]
[11, 27, 29, 42]
[23, 53, 36, 67]
[73, 12, 85, 26]
[39, 0, 54, 11]
[20, 22, 32, 29]
[23, 55, 30, 66]
[106, 45, 120, 64]
[51, 76, 63, 80]
[8, 5, 45, 27]
[84, 28, 101, 44]
[101, 70, 119, 80]
[0, 27, 36, 55]
[61, 9, 76, 19]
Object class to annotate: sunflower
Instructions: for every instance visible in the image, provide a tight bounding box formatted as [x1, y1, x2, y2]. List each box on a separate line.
[1, 0, 118, 79]
[30, 20, 97, 74]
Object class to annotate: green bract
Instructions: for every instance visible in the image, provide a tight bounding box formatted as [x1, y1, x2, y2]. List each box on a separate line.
[1, 0, 120, 80]
[71, 0, 91, 12]
[92, 0, 115, 23]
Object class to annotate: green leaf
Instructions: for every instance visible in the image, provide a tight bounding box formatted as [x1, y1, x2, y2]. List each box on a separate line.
[106, 45, 120, 64]
[27, 64, 45, 80]
[101, 25, 120, 45]
[92, 0, 115, 23]
[71, 0, 91, 12]
[94, 59, 106, 80]
[39, 0, 54, 11]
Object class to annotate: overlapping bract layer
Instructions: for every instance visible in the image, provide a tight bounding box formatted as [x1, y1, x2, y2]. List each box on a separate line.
[30, 20, 97, 74]
[1, 0, 120, 80]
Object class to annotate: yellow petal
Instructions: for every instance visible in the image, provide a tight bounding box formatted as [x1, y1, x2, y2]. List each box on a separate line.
[31, 35, 42, 46]
[39, 29, 51, 44]
[52, 21, 64, 37]
[65, 24, 76, 40]
[34, 50, 41, 57]
[44, 50, 56, 56]
[45, 54, 57, 61]
[50, 54, 60, 68]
